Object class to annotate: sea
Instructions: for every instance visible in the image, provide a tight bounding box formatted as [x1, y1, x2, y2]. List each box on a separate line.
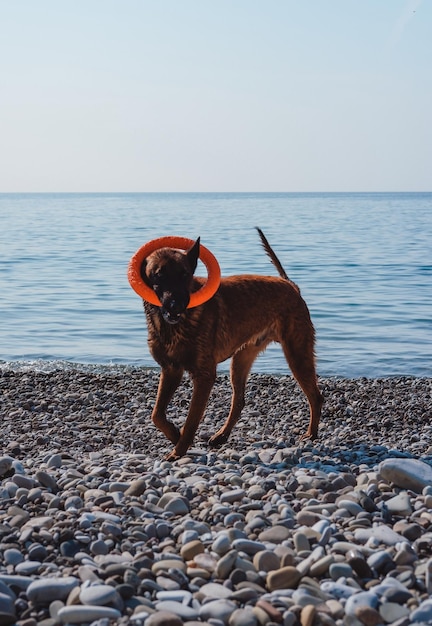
[0, 192, 431, 378]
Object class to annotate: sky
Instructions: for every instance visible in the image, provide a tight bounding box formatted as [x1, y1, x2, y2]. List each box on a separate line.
[0, 0, 431, 192]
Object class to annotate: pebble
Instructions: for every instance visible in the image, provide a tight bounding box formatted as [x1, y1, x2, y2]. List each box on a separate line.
[383, 491, 412, 515]
[354, 525, 408, 545]
[1, 367, 432, 625]
[345, 590, 379, 616]
[145, 611, 183, 626]
[258, 525, 290, 543]
[300, 604, 316, 626]
[410, 599, 432, 623]
[199, 582, 233, 599]
[3, 548, 24, 566]
[229, 607, 258, 626]
[199, 599, 238, 623]
[267, 566, 302, 591]
[253, 550, 280, 572]
[232, 539, 266, 555]
[0, 456, 14, 477]
[79, 583, 119, 605]
[156, 600, 199, 620]
[0, 592, 16, 626]
[379, 457, 432, 492]
[216, 550, 238, 578]
[329, 562, 353, 580]
[379, 601, 410, 622]
[26, 577, 79, 602]
[57, 605, 122, 623]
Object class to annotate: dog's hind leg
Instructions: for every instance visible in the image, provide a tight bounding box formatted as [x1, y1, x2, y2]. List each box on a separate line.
[152, 366, 184, 445]
[281, 335, 323, 440]
[208, 343, 264, 447]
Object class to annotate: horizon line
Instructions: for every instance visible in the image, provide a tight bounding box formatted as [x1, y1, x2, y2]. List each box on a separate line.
[1, 190, 431, 195]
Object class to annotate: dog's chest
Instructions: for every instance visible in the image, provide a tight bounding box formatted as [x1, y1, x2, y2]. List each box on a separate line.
[147, 314, 199, 370]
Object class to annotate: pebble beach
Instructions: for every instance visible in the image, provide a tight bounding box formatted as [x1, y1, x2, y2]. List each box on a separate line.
[1, 366, 432, 626]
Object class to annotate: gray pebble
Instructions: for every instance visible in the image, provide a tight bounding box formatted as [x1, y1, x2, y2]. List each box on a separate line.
[232, 539, 266, 555]
[410, 599, 432, 623]
[354, 525, 407, 546]
[27, 577, 79, 603]
[379, 458, 432, 493]
[3, 549, 24, 566]
[79, 583, 119, 606]
[329, 562, 354, 580]
[344, 590, 379, 616]
[57, 605, 122, 624]
[220, 489, 246, 503]
[35, 470, 59, 492]
[199, 599, 238, 623]
[0, 594, 16, 625]
[47, 453, 63, 468]
[155, 600, 199, 620]
[228, 606, 258, 626]
[15, 561, 41, 575]
[212, 534, 232, 555]
[0, 456, 14, 477]
[199, 583, 233, 599]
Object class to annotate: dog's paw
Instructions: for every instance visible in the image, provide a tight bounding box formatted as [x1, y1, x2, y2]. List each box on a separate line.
[164, 449, 181, 462]
[208, 431, 229, 447]
[300, 430, 318, 441]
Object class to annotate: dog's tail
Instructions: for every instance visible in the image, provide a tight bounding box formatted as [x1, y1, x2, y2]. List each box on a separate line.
[255, 227, 289, 281]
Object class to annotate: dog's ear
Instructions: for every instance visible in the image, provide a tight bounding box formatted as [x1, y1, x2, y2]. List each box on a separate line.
[186, 237, 200, 273]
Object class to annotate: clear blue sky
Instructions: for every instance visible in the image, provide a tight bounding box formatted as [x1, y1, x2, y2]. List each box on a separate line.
[1, 0, 430, 192]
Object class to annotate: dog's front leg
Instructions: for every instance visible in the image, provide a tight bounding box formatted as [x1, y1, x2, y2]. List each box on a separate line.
[165, 371, 216, 461]
[209, 343, 262, 447]
[152, 366, 184, 445]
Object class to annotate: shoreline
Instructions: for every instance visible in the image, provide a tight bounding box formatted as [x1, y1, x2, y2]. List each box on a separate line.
[1, 357, 430, 378]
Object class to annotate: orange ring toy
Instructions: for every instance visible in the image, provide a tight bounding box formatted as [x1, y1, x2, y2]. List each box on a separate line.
[128, 236, 221, 308]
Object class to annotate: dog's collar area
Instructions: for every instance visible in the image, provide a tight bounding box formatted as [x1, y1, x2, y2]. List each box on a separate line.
[128, 236, 221, 308]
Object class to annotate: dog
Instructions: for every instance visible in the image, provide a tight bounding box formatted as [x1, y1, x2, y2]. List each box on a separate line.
[140, 228, 323, 461]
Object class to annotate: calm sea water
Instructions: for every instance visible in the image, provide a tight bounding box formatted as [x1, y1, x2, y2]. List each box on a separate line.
[0, 192, 431, 377]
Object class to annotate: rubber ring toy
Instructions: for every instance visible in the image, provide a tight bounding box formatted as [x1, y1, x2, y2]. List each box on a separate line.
[128, 236, 221, 308]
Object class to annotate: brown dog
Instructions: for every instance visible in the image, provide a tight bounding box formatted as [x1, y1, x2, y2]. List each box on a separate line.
[140, 229, 323, 460]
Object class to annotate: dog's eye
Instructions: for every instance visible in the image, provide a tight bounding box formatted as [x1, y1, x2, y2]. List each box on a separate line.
[154, 269, 165, 280]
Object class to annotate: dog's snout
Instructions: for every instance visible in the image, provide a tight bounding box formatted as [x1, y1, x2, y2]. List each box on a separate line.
[165, 294, 189, 313]
[159, 292, 190, 325]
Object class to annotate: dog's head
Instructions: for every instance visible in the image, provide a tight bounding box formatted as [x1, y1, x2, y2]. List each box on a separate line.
[140, 238, 200, 324]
